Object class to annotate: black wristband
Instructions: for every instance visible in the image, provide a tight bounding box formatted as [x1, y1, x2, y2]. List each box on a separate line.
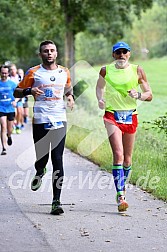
[137, 92, 141, 99]
[23, 88, 32, 96]
[66, 94, 75, 100]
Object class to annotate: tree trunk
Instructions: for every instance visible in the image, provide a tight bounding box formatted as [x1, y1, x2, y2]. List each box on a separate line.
[65, 30, 74, 68]
[63, 0, 75, 82]
[64, 30, 75, 83]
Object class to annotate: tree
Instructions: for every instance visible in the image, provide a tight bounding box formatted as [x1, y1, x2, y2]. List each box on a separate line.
[60, 0, 153, 67]
[122, 1, 167, 59]
[0, 0, 154, 69]
[23, 0, 153, 68]
[0, 0, 40, 67]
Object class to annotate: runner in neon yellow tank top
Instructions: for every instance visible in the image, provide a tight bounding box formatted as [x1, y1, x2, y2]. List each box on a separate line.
[105, 63, 139, 111]
[96, 41, 152, 212]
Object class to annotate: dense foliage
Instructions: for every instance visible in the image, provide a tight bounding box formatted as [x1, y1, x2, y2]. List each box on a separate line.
[0, 0, 155, 68]
[76, 1, 167, 63]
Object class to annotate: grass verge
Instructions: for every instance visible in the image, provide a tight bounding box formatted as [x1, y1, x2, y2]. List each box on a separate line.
[66, 124, 167, 201]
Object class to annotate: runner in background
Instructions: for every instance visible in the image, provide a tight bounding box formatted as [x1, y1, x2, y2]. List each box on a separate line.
[17, 68, 29, 128]
[0, 65, 17, 155]
[9, 64, 23, 134]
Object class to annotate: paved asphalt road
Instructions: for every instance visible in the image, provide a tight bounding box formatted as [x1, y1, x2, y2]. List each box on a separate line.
[0, 121, 167, 252]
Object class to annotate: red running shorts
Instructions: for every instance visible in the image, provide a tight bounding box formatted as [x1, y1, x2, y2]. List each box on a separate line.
[103, 111, 138, 134]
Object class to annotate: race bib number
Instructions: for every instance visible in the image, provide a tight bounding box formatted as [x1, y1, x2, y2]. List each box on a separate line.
[0, 92, 10, 102]
[44, 88, 53, 98]
[44, 121, 64, 130]
[114, 110, 133, 124]
[43, 87, 61, 101]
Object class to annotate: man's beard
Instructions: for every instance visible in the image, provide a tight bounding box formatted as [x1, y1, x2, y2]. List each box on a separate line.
[115, 59, 128, 68]
[43, 58, 55, 65]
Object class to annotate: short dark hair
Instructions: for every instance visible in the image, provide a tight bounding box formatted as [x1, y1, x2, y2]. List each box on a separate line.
[0, 65, 9, 72]
[39, 40, 56, 52]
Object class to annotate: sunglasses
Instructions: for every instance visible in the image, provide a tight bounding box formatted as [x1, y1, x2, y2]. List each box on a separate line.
[114, 49, 129, 55]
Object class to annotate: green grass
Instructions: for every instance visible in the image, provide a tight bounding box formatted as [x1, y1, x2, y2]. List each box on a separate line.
[134, 57, 167, 121]
[66, 57, 167, 201]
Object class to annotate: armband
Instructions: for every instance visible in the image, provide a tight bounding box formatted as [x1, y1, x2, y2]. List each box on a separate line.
[137, 92, 141, 99]
[66, 94, 75, 100]
[23, 88, 32, 96]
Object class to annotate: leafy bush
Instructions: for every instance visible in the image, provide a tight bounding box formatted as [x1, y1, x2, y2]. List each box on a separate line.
[150, 113, 167, 135]
[144, 112, 167, 155]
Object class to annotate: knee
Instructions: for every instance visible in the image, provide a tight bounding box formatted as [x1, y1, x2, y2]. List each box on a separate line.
[1, 125, 6, 132]
[113, 150, 124, 163]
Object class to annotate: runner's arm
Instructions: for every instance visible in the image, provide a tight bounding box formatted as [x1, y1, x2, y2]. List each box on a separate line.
[14, 70, 43, 98]
[14, 87, 44, 98]
[96, 66, 106, 109]
[137, 66, 153, 101]
[64, 68, 74, 110]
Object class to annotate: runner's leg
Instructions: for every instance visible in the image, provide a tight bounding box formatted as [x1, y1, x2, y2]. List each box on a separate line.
[122, 132, 136, 184]
[104, 121, 125, 195]
[51, 122, 66, 201]
[0, 116, 7, 150]
[33, 124, 50, 175]
[7, 112, 15, 137]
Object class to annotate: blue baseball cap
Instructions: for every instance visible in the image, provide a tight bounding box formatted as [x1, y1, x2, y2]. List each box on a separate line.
[112, 41, 131, 52]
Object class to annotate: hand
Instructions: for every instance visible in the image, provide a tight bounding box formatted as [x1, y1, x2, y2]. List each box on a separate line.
[67, 95, 74, 110]
[31, 87, 44, 97]
[128, 89, 139, 99]
[98, 99, 105, 109]
[12, 101, 17, 107]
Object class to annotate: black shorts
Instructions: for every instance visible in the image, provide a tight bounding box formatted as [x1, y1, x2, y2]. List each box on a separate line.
[0, 112, 15, 121]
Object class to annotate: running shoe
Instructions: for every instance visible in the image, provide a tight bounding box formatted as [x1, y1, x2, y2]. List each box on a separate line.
[1, 148, 7, 155]
[50, 200, 64, 215]
[12, 128, 16, 134]
[117, 195, 129, 212]
[16, 128, 22, 134]
[31, 167, 47, 191]
[7, 135, 12, 146]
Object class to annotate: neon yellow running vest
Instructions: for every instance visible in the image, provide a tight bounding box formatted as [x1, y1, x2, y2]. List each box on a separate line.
[105, 63, 139, 111]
